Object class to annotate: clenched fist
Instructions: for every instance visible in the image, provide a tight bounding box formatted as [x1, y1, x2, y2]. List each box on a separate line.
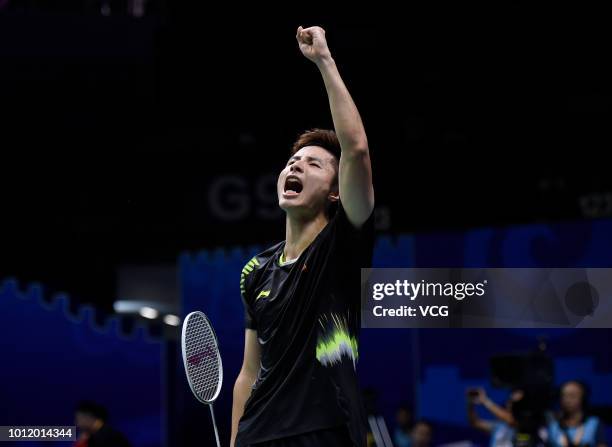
[296, 26, 333, 65]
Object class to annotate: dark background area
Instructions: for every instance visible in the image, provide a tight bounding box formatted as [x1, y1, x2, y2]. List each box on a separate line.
[1, 3, 610, 312]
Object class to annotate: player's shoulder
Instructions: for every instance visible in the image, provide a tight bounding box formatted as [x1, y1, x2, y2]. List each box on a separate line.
[240, 242, 283, 298]
[241, 241, 283, 271]
[240, 241, 283, 280]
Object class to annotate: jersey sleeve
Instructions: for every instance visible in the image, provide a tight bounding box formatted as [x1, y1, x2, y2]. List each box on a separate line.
[332, 201, 376, 269]
[240, 256, 260, 330]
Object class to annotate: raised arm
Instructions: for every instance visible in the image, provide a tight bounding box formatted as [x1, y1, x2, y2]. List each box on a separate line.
[471, 388, 515, 427]
[297, 26, 374, 227]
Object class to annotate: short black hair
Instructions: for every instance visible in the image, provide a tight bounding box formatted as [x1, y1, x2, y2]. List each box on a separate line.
[76, 400, 108, 421]
[291, 128, 341, 162]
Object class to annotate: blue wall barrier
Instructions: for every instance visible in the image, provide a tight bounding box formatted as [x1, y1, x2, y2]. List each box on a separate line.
[0, 280, 163, 447]
[2, 217, 611, 446]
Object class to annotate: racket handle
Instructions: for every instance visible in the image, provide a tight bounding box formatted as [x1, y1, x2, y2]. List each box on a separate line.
[209, 403, 221, 447]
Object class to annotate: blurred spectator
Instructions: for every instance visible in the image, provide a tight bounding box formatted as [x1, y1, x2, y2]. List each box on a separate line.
[74, 400, 131, 447]
[394, 405, 413, 447]
[411, 420, 433, 447]
[543, 381, 607, 447]
[467, 387, 523, 447]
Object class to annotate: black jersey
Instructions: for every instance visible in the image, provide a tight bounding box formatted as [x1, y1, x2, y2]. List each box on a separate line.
[235, 203, 375, 447]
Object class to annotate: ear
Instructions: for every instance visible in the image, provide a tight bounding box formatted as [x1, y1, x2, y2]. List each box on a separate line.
[328, 190, 339, 203]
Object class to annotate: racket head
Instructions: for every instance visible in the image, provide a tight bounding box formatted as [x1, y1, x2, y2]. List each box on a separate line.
[181, 311, 223, 404]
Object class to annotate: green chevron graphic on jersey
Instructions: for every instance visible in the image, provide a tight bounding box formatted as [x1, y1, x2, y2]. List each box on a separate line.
[240, 256, 260, 297]
[316, 313, 358, 369]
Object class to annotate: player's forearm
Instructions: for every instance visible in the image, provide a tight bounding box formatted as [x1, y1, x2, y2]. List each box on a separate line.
[467, 403, 493, 433]
[482, 397, 514, 425]
[230, 372, 257, 446]
[317, 57, 369, 154]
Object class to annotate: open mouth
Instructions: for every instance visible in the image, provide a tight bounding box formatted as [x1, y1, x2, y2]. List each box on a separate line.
[283, 176, 303, 196]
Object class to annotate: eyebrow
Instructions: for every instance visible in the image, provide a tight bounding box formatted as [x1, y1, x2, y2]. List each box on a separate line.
[288, 155, 324, 164]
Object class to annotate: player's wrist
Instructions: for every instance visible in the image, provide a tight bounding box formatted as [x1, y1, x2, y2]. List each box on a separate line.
[315, 55, 335, 70]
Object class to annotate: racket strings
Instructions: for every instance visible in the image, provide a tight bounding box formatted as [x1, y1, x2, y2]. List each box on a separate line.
[185, 314, 221, 402]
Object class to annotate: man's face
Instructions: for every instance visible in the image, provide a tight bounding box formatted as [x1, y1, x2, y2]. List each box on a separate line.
[561, 382, 583, 413]
[396, 408, 411, 428]
[411, 423, 432, 447]
[75, 412, 95, 433]
[277, 145, 338, 218]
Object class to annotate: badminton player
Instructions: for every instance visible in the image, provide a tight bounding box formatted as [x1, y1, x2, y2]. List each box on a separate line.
[231, 25, 375, 447]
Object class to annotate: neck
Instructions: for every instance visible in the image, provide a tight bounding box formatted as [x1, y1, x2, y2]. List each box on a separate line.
[284, 212, 328, 261]
[564, 411, 584, 426]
